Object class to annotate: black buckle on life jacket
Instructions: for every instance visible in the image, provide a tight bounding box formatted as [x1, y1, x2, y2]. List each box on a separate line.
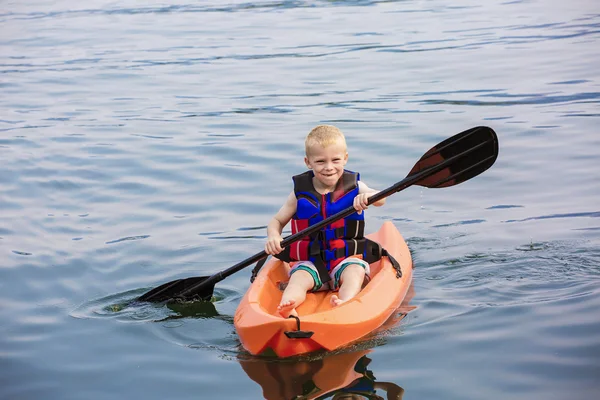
[318, 221, 365, 242]
[321, 247, 346, 262]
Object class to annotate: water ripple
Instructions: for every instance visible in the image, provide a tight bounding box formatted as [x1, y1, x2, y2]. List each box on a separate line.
[504, 211, 600, 223]
[105, 235, 151, 245]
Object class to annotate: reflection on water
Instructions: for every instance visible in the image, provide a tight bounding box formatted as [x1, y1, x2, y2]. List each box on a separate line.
[70, 288, 169, 322]
[240, 349, 404, 400]
[70, 287, 235, 324]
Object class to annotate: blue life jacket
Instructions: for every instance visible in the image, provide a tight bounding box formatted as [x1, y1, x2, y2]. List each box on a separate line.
[278, 170, 393, 284]
[250, 171, 402, 284]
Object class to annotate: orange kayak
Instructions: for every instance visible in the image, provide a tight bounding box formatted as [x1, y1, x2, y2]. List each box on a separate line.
[234, 221, 413, 358]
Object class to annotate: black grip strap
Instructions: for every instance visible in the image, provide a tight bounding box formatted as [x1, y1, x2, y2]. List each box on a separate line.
[310, 240, 332, 283]
[250, 256, 269, 283]
[382, 249, 402, 278]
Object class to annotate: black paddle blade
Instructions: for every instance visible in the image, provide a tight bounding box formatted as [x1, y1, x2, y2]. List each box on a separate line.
[137, 276, 213, 303]
[408, 126, 498, 188]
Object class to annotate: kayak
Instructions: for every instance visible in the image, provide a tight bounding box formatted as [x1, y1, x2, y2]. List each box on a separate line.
[234, 221, 413, 358]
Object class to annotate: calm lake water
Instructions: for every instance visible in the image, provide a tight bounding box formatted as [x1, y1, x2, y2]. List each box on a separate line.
[1, 1, 599, 399]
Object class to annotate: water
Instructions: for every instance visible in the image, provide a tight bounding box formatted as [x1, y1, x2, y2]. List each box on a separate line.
[1, 0, 599, 399]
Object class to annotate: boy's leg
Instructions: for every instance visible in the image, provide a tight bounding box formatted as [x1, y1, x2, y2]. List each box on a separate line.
[278, 269, 315, 318]
[331, 263, 366, 307]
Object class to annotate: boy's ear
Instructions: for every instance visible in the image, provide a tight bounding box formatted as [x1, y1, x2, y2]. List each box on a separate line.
[304, 156, 312, 169]
[344, 152, 349, 163]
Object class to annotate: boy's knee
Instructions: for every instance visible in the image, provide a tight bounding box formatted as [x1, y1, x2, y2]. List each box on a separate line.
[290, 269, 317, 289]
[341, 263, 366, 280]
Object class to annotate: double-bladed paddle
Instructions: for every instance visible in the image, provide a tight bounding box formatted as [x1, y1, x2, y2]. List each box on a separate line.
[138, 126, 499, 303]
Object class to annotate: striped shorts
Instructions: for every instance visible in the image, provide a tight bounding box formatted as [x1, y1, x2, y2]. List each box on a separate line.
[289, 257, 371, 292]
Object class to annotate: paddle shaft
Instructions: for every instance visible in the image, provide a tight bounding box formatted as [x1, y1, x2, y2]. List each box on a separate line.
[176, 137, 487, 299]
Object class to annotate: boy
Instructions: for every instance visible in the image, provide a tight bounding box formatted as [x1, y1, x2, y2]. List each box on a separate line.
[265, 125, 386, 318]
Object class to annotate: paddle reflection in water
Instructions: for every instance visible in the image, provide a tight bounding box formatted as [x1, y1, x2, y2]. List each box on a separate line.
[239, 349, 404, 400]
[160, 300, 220, 321]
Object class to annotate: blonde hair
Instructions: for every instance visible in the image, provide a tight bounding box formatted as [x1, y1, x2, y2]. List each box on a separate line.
[305, 125, 347, 156]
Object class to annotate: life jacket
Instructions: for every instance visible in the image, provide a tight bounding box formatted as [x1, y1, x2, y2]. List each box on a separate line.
[267, 170, 401, 285]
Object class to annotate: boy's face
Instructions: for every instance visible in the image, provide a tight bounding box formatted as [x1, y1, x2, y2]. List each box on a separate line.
[304, 140, 348, 189]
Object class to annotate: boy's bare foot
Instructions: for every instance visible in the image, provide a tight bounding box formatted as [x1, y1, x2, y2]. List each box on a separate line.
[330, 294, 346, 307]
[277, 299, 298, 318]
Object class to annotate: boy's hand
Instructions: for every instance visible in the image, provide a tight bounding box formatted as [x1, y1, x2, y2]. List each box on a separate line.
[266, 235, 284, 255]
[353, 193, 370, 215]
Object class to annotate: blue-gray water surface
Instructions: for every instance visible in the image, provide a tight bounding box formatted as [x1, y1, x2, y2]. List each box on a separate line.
[1, 1, 599, 399]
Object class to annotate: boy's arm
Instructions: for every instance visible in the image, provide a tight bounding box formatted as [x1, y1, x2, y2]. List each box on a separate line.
[354, 181, 386, 214]
[266, 191, 297, 255]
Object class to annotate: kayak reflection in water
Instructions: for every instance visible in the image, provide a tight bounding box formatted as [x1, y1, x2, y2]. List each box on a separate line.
[308, 355, 404, 400]
[239, 349, 404, 400]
